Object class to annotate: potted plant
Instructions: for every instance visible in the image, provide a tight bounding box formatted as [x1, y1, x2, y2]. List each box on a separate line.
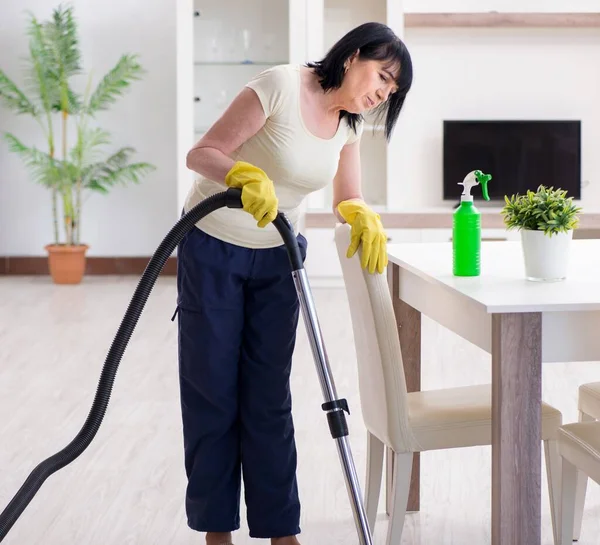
[0, 4, 155, 284]
[501, 185, 582, 282]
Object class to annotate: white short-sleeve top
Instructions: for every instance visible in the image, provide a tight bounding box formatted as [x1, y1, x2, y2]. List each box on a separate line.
[183, 63, 363, 249]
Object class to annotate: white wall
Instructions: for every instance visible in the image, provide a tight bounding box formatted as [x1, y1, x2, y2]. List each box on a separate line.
[403, 0, 600, 12]
[0, 0, 181, 256]
[178, 0, 195, 223]
[393, 26, 600, 210]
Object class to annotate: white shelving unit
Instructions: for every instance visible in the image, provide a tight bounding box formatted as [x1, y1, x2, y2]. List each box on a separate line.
[181, 0, 320, 216]
[188, 0, 395, 212]
[306, 0, 396, 211]
[192, 0, 291, 142]
[184, 0, 407, 283]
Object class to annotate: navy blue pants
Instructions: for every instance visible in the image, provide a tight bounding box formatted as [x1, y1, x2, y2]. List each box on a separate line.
[175, 226, 307, 538]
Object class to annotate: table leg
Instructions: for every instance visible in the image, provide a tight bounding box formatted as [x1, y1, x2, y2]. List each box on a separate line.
[387, 263, 421, 514]
[491, 312, 542, 545]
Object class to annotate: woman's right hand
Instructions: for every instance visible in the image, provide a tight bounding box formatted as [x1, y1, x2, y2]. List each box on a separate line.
[225, 161, 278, 228]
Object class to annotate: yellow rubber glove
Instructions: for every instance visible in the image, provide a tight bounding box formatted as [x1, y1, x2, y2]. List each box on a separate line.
[337, 199, 388, 274]
[225, 161, 278, 228]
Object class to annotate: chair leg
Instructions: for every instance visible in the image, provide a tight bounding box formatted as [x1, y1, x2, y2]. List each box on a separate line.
[544, 439, 561, 545]
[365, 431, 385, 534]
[386, 452, 413, 545]
[573, 411, 594, 541]
[386, 446, 394, 516]
[560, 456, 579, 545]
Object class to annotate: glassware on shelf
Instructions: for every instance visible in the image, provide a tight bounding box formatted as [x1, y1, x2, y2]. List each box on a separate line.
[262, 32, 275, 62]
[241, 29, 252, 64]
[210, 37, 220, 62]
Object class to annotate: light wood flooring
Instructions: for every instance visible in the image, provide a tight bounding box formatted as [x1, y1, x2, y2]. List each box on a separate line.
[1, 276, 600, 545]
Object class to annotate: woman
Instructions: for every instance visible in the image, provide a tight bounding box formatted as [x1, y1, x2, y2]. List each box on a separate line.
[177, 21, 413, 545]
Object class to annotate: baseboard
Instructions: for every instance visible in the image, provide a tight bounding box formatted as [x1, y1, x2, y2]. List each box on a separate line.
[0, 257, 345, 287]
[0, 256, 178, 275]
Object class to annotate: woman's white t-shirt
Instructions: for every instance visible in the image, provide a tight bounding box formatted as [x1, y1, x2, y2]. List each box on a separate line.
[183, 63, 363, 249]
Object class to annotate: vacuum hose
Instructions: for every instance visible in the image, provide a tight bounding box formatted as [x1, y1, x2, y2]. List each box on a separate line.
[0, 187, 304, 541]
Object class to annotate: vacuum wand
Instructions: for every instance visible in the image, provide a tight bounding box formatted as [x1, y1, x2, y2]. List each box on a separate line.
[0, 187, 373, 545]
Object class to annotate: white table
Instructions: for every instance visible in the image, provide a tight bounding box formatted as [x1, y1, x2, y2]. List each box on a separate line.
[386, 239, 600, 545]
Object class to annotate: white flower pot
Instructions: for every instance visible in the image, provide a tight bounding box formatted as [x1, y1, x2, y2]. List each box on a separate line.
[520, 229, 573, 282]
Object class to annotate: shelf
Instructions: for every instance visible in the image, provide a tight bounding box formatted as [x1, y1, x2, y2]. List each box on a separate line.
[404, 12, 600, 28]
[304, 210, 600, 230]
[194, 61, 286, 66]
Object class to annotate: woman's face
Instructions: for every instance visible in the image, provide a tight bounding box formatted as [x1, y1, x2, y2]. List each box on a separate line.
[340, 53, 399, 114]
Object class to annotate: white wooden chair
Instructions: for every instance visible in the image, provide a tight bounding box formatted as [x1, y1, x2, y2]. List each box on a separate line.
[333, 223, 563, 544]
[558, 419, 600, 544]
[569, 381, 600, 540]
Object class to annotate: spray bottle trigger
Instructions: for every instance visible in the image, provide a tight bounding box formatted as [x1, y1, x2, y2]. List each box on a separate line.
[473, 170, 492, 201]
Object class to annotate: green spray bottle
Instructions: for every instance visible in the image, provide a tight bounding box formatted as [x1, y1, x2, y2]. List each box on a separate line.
[452, 170, 492, 276]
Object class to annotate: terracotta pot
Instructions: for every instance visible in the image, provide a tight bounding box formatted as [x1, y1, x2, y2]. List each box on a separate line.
[45, 244, 89, 284]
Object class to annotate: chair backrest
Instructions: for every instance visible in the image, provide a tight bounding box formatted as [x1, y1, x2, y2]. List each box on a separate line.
[334, 223, 420, 453]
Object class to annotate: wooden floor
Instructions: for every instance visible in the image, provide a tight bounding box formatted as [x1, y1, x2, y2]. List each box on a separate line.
[1, 276, 600, 545]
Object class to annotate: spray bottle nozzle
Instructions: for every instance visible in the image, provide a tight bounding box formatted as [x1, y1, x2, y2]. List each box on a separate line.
[474, 170, 492, 201]
[458, 170, 492, 202]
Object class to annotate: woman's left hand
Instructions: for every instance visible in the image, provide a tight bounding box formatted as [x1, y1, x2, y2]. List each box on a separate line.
[336, 199, 388, 274]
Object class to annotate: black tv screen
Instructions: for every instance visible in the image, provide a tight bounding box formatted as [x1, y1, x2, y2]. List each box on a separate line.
[443, 120, 581, 201]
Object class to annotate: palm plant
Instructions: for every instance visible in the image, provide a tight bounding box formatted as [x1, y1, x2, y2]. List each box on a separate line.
[0, 3, 155, 247]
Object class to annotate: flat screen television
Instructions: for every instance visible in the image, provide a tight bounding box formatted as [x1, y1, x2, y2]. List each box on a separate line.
[443, 120, 581, 202]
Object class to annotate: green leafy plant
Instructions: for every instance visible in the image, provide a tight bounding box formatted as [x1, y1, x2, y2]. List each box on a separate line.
[0, 3, 155, 246]
[501, 185, 582, 237]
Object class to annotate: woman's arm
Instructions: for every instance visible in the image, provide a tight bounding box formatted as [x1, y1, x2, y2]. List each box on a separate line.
[332, 139, 364, 222]
[186, 87, 267, 184]
[332, 137, 388, 273]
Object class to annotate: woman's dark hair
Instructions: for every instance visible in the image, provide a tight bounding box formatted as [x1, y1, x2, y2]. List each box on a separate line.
[306, 22, 413, 142]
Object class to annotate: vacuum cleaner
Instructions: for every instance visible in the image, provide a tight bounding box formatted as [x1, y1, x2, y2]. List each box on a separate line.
[0, 187, 374, 545]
